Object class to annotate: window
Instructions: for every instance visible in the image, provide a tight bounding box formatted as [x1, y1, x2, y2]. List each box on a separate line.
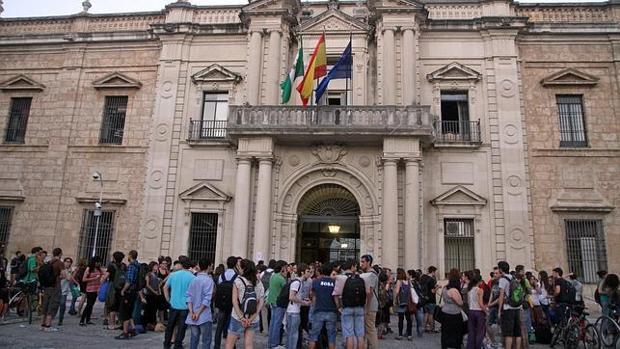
[200, 92, 228, 138]
[565, 219, 606, 283]
[0, 207, 13, 248]
[440, 92, 471, 141]
[188, 213, 218, 263]
[444, 218, 475, 272]
[99, 96, 128, 145]
[78, 209, 115, 262]
[5, 97, 32, 144]
[557, 95, 587, 147]
[316, 56, 351, 106]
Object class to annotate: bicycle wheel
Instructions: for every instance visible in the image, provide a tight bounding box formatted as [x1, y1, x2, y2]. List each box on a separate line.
[599, 316, 620, 348]
[565, 323, 580, 349]
[26, 293, 32, 325]
[551, 324, 564, 348]
[583, 324, 600, 349]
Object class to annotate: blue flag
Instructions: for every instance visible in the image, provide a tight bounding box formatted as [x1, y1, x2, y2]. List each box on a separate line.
[315, 41, 352, 104]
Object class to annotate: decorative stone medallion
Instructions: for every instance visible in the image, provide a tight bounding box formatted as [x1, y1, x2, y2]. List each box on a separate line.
[312, 144, 347, 164]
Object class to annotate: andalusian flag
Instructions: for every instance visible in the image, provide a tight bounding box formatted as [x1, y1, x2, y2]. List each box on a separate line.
[280, 45, 305, 104]
[296, 34, 327, 106]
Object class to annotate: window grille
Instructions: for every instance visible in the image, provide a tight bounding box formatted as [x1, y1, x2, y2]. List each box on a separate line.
[201, 93, 228, 138]
[5, 97, 32, 144]
[557, 95, 587, 147]
[99, 96, 128, 145]
[188, 213, 218, 263]
[0, 207, 13, 248]
[444, 218, 475, 272]
[565, 219, 606, 283]
[78, 209, 115, 262]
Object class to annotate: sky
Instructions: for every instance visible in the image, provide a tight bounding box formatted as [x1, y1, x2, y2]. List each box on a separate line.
[1, 0, 605, 18]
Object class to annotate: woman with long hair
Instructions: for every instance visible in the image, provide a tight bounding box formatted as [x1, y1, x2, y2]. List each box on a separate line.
[394, 268, 413, 340]
[441, 268, 465, 349]
[226, 259, 265, 349]
[602, 274, 620, 316]
[466, 272, 486, 349]
[80, 256, 102, 326]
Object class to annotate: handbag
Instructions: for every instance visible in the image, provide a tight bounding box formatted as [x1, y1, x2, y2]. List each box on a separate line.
[98, 280, 109, 302]
[433, 290, 444, 323]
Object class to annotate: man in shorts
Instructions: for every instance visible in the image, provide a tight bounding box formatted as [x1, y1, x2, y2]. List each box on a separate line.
[40, 248, 64, 332]
[333, 260, 366, 349]
[498, 261, 522, 349]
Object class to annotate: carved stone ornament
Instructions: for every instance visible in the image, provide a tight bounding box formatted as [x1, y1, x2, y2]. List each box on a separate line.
[192, 64, 242, 84]
[311, 144, 348, 164]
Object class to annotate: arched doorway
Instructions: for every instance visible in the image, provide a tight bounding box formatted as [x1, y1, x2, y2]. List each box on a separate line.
[296, 184, 361, 264]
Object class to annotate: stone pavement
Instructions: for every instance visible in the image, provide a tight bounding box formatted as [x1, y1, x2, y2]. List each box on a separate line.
[0, 303, 549, 349]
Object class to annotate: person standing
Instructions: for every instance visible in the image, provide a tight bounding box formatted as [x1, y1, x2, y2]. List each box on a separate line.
[186, 258, 215, 349]
[309, 263, 338, 349]
[466, 273, 487, 349]
[116, 250, 140, 340]
[498, 261, 522, 349]
[359, 255, 379, 348]
[420, 266, 439, 333]
[57, 257, 74, 326]
[39, 248, 64, 332]
[22, 247, 43, 283]
[80, 256, 102, 326]
[440, 268, 465, 349]
[285, 263, 311, 349]
[394, 268, 413, 340]
[9, 251, 23, 285]
[333, 260, 366, 349]
[163, 257, 195, 349]
[267, 260, 288, 349]
[214, 256, 238, 348]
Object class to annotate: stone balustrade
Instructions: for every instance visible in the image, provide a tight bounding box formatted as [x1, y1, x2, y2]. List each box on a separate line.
[193, 7, 242, 24]
[516, 5, 614, 23]
[227, 105, 435, 141]
[427, 5, 482, 20]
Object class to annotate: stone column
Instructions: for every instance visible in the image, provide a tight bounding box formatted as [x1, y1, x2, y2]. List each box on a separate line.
[404, 158, 420, 268]
[382, 28, 395, 104]
[252, 157, 273, 262]
[231, 157, 253, 257]
[382, 158, 399, 269]
[247, 31, 263, 105]
[402, 28, 416, 105]
[267, 30, 282, 104]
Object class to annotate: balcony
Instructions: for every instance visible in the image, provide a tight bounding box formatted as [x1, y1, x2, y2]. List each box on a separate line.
[187, 120, 227, 141]
[434, 120, 482, 146]
[226, 105, 434, 143]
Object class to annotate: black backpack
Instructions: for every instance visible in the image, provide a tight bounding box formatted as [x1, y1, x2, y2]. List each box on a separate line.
[38, 262, 56, 287]
[111, 263, 126, 290]
[239, 278, 258, 317]
[17, 257, 30, 280]
[342, 274, 366, 308]
[558, 279, 576, 304]
[398, 283, 411, 307]
[277, 280, 299, 308]
[135, 263, 148, 291]
[214, 273, 237, 311]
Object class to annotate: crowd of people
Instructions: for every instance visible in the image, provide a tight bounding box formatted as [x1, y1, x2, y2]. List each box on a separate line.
[0, 245, 619, 349]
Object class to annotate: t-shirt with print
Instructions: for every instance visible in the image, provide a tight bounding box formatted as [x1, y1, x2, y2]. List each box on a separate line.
[361, 271, 379, 312]
[286, 279, 303, 314]
[489, 280, 500, 307]
[312, 276, 337, 313]
[499, 274, 521, 310]
[231, 275, 264, 324]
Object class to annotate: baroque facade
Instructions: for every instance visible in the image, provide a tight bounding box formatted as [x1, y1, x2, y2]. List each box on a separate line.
[0, 0, 617, 279]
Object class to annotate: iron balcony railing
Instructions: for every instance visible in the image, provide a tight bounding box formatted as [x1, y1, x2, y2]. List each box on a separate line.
[227, 105, 434, 138]
[188, 119, 227, 140]
[434, 120, 481, 144]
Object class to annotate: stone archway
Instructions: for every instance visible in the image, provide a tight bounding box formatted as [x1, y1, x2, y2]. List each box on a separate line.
[273, 164, 380, 262]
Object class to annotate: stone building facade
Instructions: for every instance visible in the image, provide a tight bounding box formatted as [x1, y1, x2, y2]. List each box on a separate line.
[0, 0, 617, 279]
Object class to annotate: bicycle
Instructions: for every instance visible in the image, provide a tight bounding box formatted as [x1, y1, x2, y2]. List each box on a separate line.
[595, 308, 619, 348]
[551, 304, 600, 349]
[7, 281, 38, 324]
[551, 304, 573, 348]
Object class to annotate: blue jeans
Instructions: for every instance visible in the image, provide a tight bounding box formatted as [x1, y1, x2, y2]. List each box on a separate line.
[57, 294, 68, 324]
[342, 307, 365, 338]
[286, 312, 301, 349]
[268, 305, 286, 348]
[189, 321, 212, 349]
[414, 309, 425, 336]
[309, 311, 337, 344]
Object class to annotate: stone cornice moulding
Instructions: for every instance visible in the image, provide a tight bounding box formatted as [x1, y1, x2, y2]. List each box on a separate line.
[549, 188, 614, 213]
[0, 74, 45, 92]
[297, 8, 372, 33]
[0, 195, 26, 202]
[179, 181, 232, 202]
[427, 62, 482, 82]
[368, 0, 425, 12]
[92, 72, 142, 89]
[430, 185, 487, 206]
[75, 197, 127, 205]
[540, 68, 599, 87]
[191, 64, 242, 84]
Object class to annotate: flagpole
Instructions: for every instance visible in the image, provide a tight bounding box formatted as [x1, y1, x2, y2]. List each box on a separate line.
[348, 32, 352, 106]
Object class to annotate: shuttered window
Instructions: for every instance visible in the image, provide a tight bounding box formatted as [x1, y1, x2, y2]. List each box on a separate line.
[5, 97, 32, 144]
[557, 95, 587, 148]
[99, 96, 128, 145]
[444, 218, 475, 272]
[565, 219, 606, 283]
[78, 209, 115, 262]
[188, 213, 218, 263]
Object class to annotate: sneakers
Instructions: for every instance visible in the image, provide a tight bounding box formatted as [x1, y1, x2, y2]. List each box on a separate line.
[44, 327, 59, 332]
[115, 333, 130, 340]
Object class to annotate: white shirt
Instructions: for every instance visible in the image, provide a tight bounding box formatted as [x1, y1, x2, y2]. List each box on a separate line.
[286, 279, 303, 314]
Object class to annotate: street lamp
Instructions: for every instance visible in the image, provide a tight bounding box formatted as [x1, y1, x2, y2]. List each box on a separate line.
[91, 171, 103, 258]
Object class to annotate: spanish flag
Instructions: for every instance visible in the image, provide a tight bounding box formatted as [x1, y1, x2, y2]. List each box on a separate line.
[296, 34, 327, 106]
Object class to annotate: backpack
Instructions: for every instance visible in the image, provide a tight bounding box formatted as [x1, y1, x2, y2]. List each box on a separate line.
[261, 270, 273, 293]
[398, 283, 411, 307]
[504, 276, 525, 307]
[135, 263, 148, 291]
[111, 263, 126, 290]
[558, 279, 576, 304]
[38, 261, 56, 287]
[277, 280, 300, 308]
[239, 277, 258, 317]
[418, 276, 430, 305]
[214, 272, 237, 311]
[17, 256, 31, 280]
[342, 274, 366, 308]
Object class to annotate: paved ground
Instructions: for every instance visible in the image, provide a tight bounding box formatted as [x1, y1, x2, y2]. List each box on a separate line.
[0, 303, 550, 349]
